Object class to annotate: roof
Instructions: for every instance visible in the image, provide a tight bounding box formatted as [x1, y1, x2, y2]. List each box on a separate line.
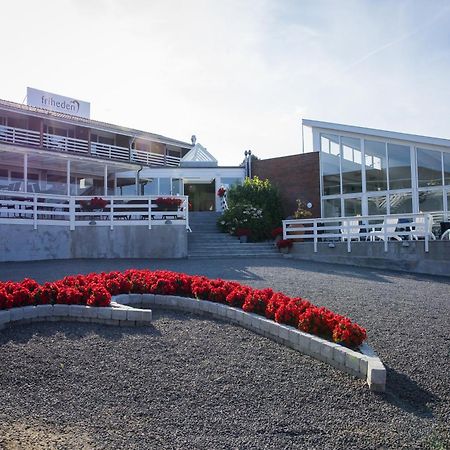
[302, 119, 450, 149]
[0, 98, 192, 149]
[180, 142, 218, 167]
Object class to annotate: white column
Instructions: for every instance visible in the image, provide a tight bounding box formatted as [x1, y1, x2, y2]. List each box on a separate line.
[214, 176, 220, 212]
[104, 165, 108, 196]
[66, 160, 71, 195]
[24, 154, 28, 192]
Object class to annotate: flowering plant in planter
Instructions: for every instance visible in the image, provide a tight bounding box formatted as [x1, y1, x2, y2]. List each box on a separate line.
[217, 187, 226, 197]
[276, 239, 293, 249]
[0, 269, 367, 348]
[154, 197, 183, 211]
[271, 227, 283, 239]
[79, 197, 108, 211]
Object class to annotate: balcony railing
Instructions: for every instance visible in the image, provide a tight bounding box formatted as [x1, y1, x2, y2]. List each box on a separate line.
[0, 125, 182, 167]
[0, 191, 189, 230]
[283, 213, 440, 253]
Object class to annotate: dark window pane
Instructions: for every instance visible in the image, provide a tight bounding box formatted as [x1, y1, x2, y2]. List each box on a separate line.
[388, 143, 411, 189]
[417, 148, 442, 187]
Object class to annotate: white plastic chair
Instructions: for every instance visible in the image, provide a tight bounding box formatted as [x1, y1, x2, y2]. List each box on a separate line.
[411, 215, 436, 240]
[341, 219, 360, 241]
[369, 217, 403, 241]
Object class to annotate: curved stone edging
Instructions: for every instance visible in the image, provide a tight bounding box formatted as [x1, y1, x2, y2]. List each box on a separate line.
[114, 293, 386, 392]
[0, 303, 152, 329]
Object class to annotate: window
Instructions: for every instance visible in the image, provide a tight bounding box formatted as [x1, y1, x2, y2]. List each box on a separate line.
[159, 178, 171, 195]
[344, 197, 361, 216]
[142, 178, 158, 195]
[418, 190, 443, 213]
[389, 192, 412, 214]
[321, 134, 340, 196]
[365, 140, 387, 192]
[341, 137, 362, 194]
[417, 148, 442, 187]
[388, 143, 411, 189]
[444, 153, 450, 186]
[322, 198, 341, 217]
[368, 195, 387, 215]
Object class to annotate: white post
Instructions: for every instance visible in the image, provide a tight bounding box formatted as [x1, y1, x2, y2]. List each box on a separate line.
[109, 197, 114, 230]
[424, 214, 429, 253]
[148, 197, 152, 229]
[24, 154, 28, 192]
[69, 197, 75, 230]
[66, 159, 71, 196]
[104, 165, 108, 196]
[185, 196, 190, 231]
[313, 220, 317, 253]
[33, 194, 37, 230]
[383, 215, 388, 252]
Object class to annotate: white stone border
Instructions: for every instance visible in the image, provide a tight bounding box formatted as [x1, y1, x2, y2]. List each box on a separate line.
[114, 293, 386, 392]
[0, 303, 152, 329]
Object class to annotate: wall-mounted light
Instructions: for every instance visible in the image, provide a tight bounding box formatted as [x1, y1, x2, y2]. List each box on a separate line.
[307, 202, 313, 209]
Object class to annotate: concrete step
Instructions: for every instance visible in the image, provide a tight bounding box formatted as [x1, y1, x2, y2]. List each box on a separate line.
[188, 244, 276, 250]
[188, 253, 282, 259]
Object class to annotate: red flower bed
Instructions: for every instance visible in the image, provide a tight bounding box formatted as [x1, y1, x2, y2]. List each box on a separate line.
[276, 239, 293, 249]
[0, 270, 367, 348]
[154, 197, 183, 208]
[271, 227, 283, 238]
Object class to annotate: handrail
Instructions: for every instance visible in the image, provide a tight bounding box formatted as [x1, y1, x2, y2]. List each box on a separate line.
[0, 192, 189, 231]
[283, 213, 437, 253]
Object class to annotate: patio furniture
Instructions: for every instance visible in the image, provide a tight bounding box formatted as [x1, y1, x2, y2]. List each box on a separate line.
[440, 222, 450, 240]
[341, 219, 361, 242]
[410, 215, 436, 241]
[369, 217, 403, 242]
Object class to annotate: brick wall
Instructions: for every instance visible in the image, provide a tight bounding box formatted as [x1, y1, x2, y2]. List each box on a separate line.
[252, 153, 321, 218]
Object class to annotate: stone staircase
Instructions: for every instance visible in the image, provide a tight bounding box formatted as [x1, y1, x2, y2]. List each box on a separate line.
[188, 212, 281, 259]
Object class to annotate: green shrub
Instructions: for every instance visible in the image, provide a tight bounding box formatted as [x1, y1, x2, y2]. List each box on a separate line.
[217, 177, 283, 240]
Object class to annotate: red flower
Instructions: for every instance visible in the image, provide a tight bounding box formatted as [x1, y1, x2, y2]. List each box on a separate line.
[217, 187, 226, 197]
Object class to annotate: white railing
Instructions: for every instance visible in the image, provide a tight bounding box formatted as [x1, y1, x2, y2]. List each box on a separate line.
[0, 191, 189, 231]
[0, 125, 182, 167]
[0, 125, 41, 147]
[283, 213, 438, 253]
[131, 148, 181, 167]
[43, 133, 89, 154]
[91, 142, 129, 160]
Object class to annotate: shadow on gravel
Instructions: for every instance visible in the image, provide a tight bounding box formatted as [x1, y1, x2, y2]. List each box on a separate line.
[383, 365, 438, 418]
[0, 321, 162, 345]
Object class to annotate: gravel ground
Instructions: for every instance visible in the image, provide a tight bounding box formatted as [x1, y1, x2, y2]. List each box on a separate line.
[0, 258, 449, 449]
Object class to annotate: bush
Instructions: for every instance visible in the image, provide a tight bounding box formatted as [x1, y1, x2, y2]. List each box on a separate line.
[217, 177, 283, 240]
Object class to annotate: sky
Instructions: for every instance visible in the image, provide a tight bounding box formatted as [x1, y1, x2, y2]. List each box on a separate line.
[1, 0, 450, 165]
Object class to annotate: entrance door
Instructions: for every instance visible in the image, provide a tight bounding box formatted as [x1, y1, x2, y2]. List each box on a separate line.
[184, 180, 216, 211]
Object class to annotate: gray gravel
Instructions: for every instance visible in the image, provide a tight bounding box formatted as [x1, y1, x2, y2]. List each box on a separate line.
[0, 258, 449, 449]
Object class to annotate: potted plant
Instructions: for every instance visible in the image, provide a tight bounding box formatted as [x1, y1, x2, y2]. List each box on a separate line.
[217, 187, 226, 198]
[236, 228, 251, 243]
[271, 226, 283, 246]
[276, 239, 293, 254]
[154, 197, 183, 211]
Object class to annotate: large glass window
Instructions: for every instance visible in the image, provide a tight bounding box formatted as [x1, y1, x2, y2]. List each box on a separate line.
[0, 168, 8, 188]
[417, 148, 442, 187]
[142, 178, 158, 195]
[341, 137, 362, 194]
[365, 140, 387, 192]
[171, 178, 182, 195]
[321, 134, 340, 196]
[388, 143, 411, 189]
[159, 178, 171, 195]
[444, 153, 450, 186]
[418, 190, 443, 213]
[344, 197, 361, 216]
[368, 195, 387, 215]
[322, 198, 341, 217]
[389, 192, 412, 214]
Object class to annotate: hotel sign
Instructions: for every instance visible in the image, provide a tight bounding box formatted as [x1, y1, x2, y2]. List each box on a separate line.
[27, 87, 90, 119]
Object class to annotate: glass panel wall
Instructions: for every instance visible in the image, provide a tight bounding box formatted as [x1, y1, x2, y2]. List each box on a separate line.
[321, 134, 340, 195]
[159, 178, 171, 195]
[322, 198, 341, 217]
[341, 137, 362, 194]
[365, 140, 387, 191]
[418, 190, 443, 212]
[389, 192, 412, 214]
[367, 195, 387, 215]
[344, 197, 361, 216]
[387, 143, 411, 189]
[444, 153, 450, 186]
[142, 178, 158, 195]
[417, 148, 443, 187]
